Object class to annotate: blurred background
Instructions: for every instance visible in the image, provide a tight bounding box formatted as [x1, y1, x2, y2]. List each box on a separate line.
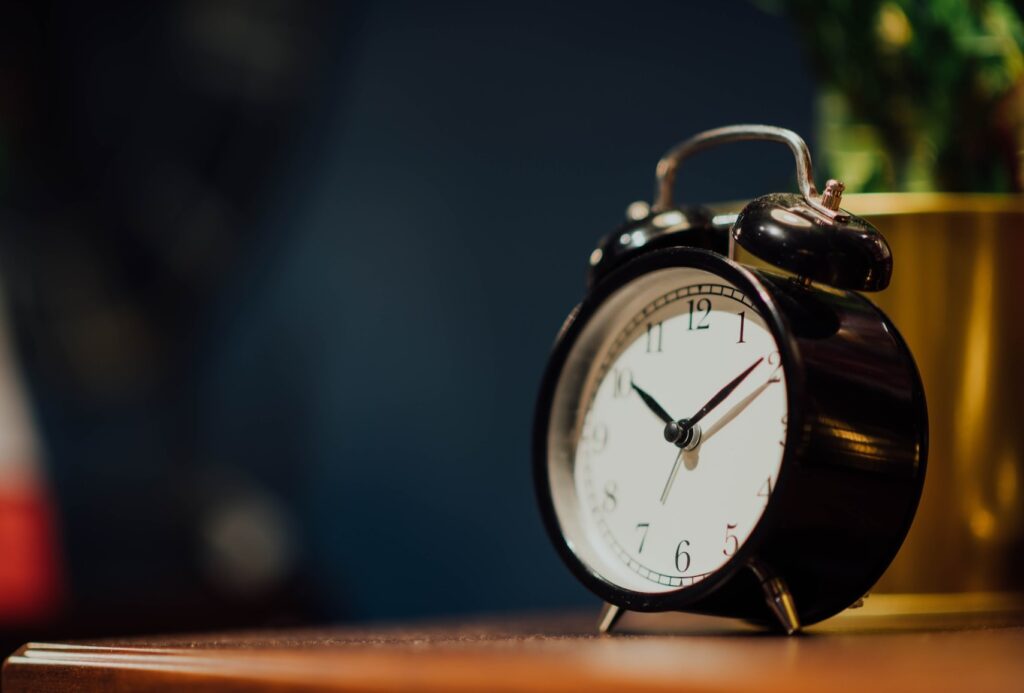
[0, 0, 1021, 654]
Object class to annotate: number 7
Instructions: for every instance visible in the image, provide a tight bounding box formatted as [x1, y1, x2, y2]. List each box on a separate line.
[636, 523, 650, 553]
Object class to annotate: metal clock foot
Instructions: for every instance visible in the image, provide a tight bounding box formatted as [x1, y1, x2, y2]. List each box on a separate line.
[597, 602, 625, 634]
[748, 560, 801, 635]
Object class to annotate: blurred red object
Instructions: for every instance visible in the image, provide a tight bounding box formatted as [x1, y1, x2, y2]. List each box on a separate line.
[0, 482, 60, 624]
[0, 298, 62, 626]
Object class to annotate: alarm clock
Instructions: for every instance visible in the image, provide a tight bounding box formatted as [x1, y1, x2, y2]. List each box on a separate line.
[533, 125, 927, 635]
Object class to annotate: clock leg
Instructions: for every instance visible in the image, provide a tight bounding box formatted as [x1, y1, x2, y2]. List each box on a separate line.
[597, 602, 625, 634]
[748, 560, 801, 635]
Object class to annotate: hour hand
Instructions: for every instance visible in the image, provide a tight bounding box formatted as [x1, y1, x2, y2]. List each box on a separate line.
[630, 382, 674, 424]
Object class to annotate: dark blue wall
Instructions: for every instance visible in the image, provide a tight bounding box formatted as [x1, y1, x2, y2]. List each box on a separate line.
[199, 1, 814, 620]
[5, 1, 816, 631]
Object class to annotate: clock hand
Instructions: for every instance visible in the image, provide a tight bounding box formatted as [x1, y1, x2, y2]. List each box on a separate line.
[646, 359, 765, 504]
[701, 375, 781, 444]
[630, 382, 674, 424]
[659, 448, 700, 504]
[661, 371, 779, 502]
[660, 448, 684, 505]
[631, 382, 693, 504]
[685, 356, 765, 427]
[665, 357, 764, 446]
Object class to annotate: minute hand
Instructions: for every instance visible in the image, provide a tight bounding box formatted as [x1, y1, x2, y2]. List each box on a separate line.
[683, 357, 764, 427]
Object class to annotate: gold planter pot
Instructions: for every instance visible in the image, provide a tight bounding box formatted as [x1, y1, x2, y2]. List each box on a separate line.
[848, 194, 1024, 594]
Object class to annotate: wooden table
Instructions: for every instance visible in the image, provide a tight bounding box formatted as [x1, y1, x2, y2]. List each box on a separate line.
[4, 594, 1023, 692]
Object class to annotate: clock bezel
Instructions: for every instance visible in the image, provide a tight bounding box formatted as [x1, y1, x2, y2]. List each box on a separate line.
[533, 247, 809, 612]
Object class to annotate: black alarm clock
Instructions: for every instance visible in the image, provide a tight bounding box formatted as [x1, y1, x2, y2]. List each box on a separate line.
[533, 125, 927, 635]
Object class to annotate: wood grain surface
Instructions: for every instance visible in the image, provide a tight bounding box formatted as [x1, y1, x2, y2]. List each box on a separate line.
[4, 594, 1023, 692]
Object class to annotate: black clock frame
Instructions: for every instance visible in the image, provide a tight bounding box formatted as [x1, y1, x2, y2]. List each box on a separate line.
[533, 247, 928, 628]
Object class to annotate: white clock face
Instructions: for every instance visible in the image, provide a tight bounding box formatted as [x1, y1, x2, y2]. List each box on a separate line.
[548, 266, 788, 594]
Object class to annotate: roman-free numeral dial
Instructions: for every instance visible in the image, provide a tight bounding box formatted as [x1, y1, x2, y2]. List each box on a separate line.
[573, 270, 787, 593]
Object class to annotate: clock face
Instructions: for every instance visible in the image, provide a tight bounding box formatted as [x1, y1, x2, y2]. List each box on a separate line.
[546, 266, 788, 595]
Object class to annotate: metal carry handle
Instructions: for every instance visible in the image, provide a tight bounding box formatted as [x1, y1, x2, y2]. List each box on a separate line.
[653, 124, 843, 218]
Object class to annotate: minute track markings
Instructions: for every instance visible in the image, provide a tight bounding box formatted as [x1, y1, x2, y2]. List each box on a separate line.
[575, 283, 768, 590]
[595, 514, 711, 587]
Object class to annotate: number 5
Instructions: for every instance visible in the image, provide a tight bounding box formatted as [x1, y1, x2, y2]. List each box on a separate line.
[723, 523, 739, 556]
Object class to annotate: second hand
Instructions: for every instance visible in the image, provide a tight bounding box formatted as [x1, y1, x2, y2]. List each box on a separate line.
[660, 449, 684, 505]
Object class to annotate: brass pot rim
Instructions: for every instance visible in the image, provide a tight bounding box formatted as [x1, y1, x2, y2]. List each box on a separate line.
[842, 193, 1024, 216]
[709, 192, 1024, 216]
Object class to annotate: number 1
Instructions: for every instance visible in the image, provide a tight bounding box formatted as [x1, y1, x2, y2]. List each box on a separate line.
[646, 321, 663, 352]
[737, 311, 746, 343]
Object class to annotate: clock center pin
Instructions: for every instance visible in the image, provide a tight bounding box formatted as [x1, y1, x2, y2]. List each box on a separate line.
[663, 420, 702, 451]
